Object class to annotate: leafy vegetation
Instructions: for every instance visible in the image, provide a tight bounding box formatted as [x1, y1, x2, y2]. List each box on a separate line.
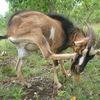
[6, 0, 100, 23]
[0, 0, 99, 30]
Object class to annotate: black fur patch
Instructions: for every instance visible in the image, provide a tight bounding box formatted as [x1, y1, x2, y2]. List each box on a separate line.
[53, 60, 58, 66]
[0, 35, 8, 39]
[71, 47, 95, 73]
[47, 14, 75, 53]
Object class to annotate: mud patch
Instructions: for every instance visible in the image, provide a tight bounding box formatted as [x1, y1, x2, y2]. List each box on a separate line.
[22, 77, 55, 100]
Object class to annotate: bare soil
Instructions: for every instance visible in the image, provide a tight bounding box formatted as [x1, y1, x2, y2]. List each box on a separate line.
[22, 77, 54, 100]
[0, 55, 58, 100]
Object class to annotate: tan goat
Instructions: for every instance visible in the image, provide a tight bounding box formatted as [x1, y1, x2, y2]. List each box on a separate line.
[0, 10, 100, 89]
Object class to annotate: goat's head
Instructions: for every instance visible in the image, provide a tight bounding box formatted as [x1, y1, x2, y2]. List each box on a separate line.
[70, 23, 100, 82]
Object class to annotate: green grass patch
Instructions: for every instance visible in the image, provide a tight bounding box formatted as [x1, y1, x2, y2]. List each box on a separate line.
[92, 23, 100, 34]
[1, 66, 16, 77]
[0, 84, 23, 100]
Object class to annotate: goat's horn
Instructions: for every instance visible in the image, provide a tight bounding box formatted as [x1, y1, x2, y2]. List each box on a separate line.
[86, 22, 95, 47]
[94, 34, 100, 49]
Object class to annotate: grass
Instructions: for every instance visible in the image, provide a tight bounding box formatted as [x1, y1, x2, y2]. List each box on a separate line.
[0, 24, 100, 100]
[92, 23, 100, 34]
[0, 84, 23, 100]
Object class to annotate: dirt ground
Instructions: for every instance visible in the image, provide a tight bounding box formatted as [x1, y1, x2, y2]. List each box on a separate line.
[22, 77, 55, 100]
[0, 55, 59, 100]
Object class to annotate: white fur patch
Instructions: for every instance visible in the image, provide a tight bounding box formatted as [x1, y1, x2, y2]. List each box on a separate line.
[8, 37, 16, 42]
[8, 37, 21, 43]
[50, 27, 55, 40]
[89, 46, 97, 55]
[17, 46, 28, 58]
[79, 48, 88, 65]
[79, 56, 85, 65]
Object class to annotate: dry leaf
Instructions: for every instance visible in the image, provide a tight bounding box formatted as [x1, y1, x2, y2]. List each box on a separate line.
[0, 56, 2, 60]
[2, 79, 8, 84]
[98, 91, 100, 96]
[89, 91, 93, 95]
[70, 96, 76, 100]
[10, 77, 16, 83]
[1, 51, 7, 56]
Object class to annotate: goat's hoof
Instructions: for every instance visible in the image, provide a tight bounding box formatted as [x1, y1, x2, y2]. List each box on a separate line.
[53, 83, 64, 91]
[64, 74, 69, 78]
[27, 83, 31, 88]
[23, 83, 31, 88]
[58, 85, 64, 90]
[57, 83, 64, 90]
[65, 70, 71, 77]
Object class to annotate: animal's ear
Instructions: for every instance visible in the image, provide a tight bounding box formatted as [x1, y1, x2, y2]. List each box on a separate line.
[73, 37, 89, 47]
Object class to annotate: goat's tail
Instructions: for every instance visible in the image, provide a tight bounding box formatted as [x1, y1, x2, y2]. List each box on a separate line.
[0, 35, 8, 40]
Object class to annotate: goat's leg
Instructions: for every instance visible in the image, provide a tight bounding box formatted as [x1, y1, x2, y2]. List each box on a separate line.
[53, 60, 63, 89]
[59, 60, 70, 78]
[15, 57, 31, 87]
[48, 53, 76, 60]
[53, 63, 62, 89]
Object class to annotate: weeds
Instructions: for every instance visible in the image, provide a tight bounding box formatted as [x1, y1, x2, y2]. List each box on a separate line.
[0, 84, 23, 100]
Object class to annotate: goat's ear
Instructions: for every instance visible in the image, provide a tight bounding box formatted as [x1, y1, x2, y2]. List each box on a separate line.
[74, 41, 83, 46]
[74, 37, 89, 47]
[96, 50, 100, 56]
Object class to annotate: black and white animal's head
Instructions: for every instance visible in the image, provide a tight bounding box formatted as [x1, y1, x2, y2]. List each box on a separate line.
[71, 23, 100, 77]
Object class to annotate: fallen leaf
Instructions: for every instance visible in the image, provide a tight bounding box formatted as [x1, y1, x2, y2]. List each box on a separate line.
[2, 79, 8, 84]
[0, 56, 2, 60]
[10, 77, 16, 83]
[70, 96, 76, 100]
[1, 51, 7, 56]
[89, 91, 93, 95]
[34, 92, 38, 95]
[98, 91, 100, 96]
